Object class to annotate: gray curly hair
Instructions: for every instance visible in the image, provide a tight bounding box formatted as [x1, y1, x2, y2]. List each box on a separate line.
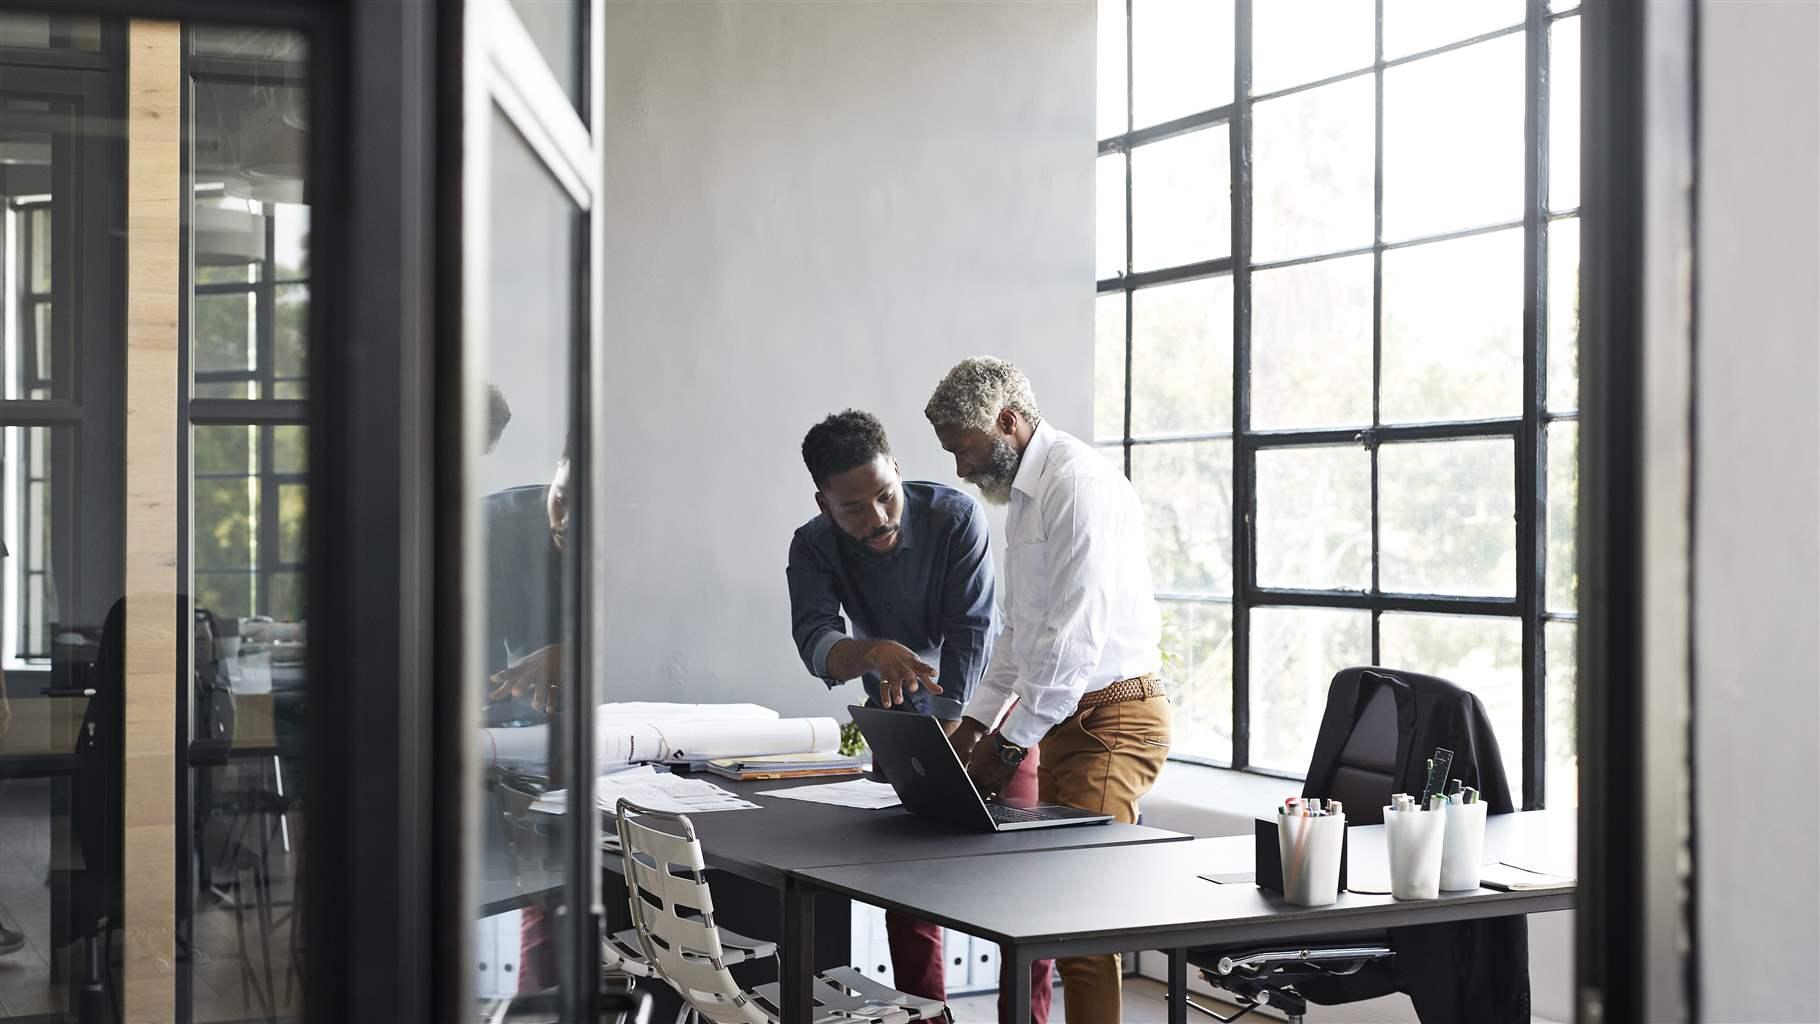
[923, 357, 1042, 432]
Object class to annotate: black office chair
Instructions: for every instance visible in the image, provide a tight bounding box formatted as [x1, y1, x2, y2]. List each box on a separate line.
[1186, 666, 1522, 1024]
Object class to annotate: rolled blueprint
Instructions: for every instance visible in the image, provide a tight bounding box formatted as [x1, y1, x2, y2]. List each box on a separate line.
[482, 707, 838, 773]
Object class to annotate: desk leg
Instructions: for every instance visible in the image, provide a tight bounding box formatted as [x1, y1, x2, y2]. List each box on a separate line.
[1007, 947, 1031, 1024]
[1167, 948, 1188, 1024]
[781, 876, 815, 1024]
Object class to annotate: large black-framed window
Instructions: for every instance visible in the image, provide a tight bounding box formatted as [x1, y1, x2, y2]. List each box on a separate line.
[1096, 0, 1581, 808]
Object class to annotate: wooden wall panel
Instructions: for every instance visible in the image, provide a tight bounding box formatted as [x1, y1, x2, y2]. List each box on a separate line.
[123, 19, 182, 1024]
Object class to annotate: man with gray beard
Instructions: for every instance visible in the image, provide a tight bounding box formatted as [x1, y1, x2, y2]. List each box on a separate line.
[924, 356, 1171, 1024]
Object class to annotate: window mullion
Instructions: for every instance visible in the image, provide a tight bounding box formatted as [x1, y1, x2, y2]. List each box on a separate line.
[1230, 0, 1254, 771]
[1519, 0, 1552, 810]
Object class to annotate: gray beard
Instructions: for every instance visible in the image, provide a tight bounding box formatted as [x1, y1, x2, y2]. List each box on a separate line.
[966, 437, 1021, 506]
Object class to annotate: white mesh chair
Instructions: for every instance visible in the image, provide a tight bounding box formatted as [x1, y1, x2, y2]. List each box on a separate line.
[613, 799, 947, 1024]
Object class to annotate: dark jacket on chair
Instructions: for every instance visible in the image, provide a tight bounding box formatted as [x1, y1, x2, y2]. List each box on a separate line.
[1299, 667, 1531, 1024]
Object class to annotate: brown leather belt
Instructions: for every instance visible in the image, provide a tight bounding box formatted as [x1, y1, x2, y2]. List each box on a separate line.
[1074, 675, 1165, 712]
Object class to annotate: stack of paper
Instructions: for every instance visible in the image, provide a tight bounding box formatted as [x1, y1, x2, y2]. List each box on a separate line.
[532, 765, 759, 816]
[756, 778, 902, 810]
[704, 751, 869, 781]
[481, 703, 841, 774]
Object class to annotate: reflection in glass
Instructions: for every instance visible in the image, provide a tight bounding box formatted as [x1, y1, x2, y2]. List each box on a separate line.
[1131, 125, 1229, 273]
[1252, 77, 1373, 263]
[1251, 0, 1373, 96]
[1547, 421, 1577, 613]
[1549, 16, 1581, 213]
[2, 427, 68, 664]
[474, 108, 583, 1014]
[1131, 441, 1232, 597]
[1131, 276, 1231, 436]
[1382, 34, 1524, 241]
[1094, 294, 1125, 442]
[0, 13, 101, 50]
[1381, 0, 1523, 61]
[1131, 0, 1233, 129]
[1096, 154, 1125, 281]
[1096, 0, 1127, 139]
[191, 77, 312, 401]
[1250, 607, 1369, 773]
[1380, 229, 1524, 423]
[3, 99, 73, 400]
[1380, 438, 1516, 598]
[1255, 446, 1370, 591]
[1379, 612, 1523, 789]
[1158, 601, 1232, 763]
[193, 426, 309, 624]
[1548, 218, 1580, 414]
[1545, 620, 1577, 807]
[1251, 254, 1373, 429]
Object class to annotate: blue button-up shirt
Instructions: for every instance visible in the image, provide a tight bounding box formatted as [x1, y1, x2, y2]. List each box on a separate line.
[786, 481, 996, 720]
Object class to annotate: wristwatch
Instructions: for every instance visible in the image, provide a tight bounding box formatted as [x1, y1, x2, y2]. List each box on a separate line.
[992, 733, 1027, 767]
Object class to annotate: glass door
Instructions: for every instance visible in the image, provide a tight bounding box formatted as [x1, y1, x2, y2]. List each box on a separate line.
[459, 2, 605, 1021]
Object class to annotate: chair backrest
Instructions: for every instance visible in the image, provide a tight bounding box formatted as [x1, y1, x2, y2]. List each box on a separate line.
[613, 800, 768, 1024]
[1323, 674, 1402, 826]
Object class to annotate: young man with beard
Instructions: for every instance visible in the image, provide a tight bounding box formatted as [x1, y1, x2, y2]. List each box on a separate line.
[786, 409, 1054, 1024]
[924, 358, 1172, 1023]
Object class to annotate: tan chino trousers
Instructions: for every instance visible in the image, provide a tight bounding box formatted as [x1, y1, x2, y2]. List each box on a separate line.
[1035, 693, 1172, 1023]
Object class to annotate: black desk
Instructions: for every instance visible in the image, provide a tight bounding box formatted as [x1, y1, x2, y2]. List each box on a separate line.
[790, 810, 1577, 1024]
[594, 773, 1190, 1022]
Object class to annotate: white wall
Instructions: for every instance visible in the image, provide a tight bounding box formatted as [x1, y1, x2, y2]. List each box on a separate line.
[598, 0, 1094, 718]
[1694, 4, 1820, 1021]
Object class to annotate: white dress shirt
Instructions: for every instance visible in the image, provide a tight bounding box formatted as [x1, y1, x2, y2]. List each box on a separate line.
[963, 419, 1162, 748]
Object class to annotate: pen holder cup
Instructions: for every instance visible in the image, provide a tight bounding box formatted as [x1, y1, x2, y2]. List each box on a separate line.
[1276, 813, 1346, 907]
[1383, 807, 1446, 900]
[1439, 800, 1489, 891]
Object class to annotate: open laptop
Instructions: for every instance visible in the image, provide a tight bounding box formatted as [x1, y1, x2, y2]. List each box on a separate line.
[850, 705, 1112, 832]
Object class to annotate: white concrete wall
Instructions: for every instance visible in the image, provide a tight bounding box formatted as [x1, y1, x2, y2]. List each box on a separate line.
[1694, 4, 1820, 1021]
[597, 0, 1095, 718]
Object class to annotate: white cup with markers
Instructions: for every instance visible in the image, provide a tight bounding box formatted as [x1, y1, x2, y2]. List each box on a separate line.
[1383, 794, 1446, 900]
[1277, 798, 1346, 907]
[1440, 786, 1489, 891]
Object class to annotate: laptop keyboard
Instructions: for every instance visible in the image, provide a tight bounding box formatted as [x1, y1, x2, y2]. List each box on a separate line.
[988, 803, 1051, 824]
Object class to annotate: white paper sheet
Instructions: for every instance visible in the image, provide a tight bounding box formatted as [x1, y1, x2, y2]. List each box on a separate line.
[532, 766, 759, 815]
[756, 778, 902, 810]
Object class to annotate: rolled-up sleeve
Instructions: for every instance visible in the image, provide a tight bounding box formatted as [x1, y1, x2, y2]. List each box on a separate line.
[932, 502, 996, 719]
[787, 531, 849, 687]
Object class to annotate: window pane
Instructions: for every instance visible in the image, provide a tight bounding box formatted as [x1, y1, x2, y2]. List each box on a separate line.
[4, 427, 69, 664]
[1094, 293, 1126, 442]
[1380, 228, 1524, 423]
[275, 424, 308, 474]
[1159, 600, 1233, 763]
[1253, 76, 1374, 263]
[1547, 421, 1577, 613]
[196, 571, 254, 623]
[194, 292, 255, 377]
[275, 281, 308, 388]
[1380, 438, 1517, 597]
[1379, 612, 1523, 791]
[1131, 440, 1232, 596]
[279, 482, 307, 564]
[1097, 0, 1128, 138]
[1131, 0, 1234, 129]
[1251, 607, 1369, 773]
[1131, 126, 1230, 272]
[1382, 0, 1523, 60]
[1131, 276, 1232, 435]
[1382, 34, 1525, 241]
[1548, 218, 1580, 412]
[1256, 446, 1371, 591]
[4, 117, 75, 399]
[191, 25, 308, 60]
[1550, 16, 1581, 212]
[194, 477, 256, 572]
[1546, 620, 1577, 807]
[509, 0, 583, 112]
[1251, 0, 1374, 95]
[1097, 154, 1125, 280]
[1251, 254, 1373, 429]
[196, 423, 252, 474]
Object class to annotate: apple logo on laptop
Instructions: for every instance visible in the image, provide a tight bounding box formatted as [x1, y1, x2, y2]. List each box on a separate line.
[909, 756, 927, 778]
